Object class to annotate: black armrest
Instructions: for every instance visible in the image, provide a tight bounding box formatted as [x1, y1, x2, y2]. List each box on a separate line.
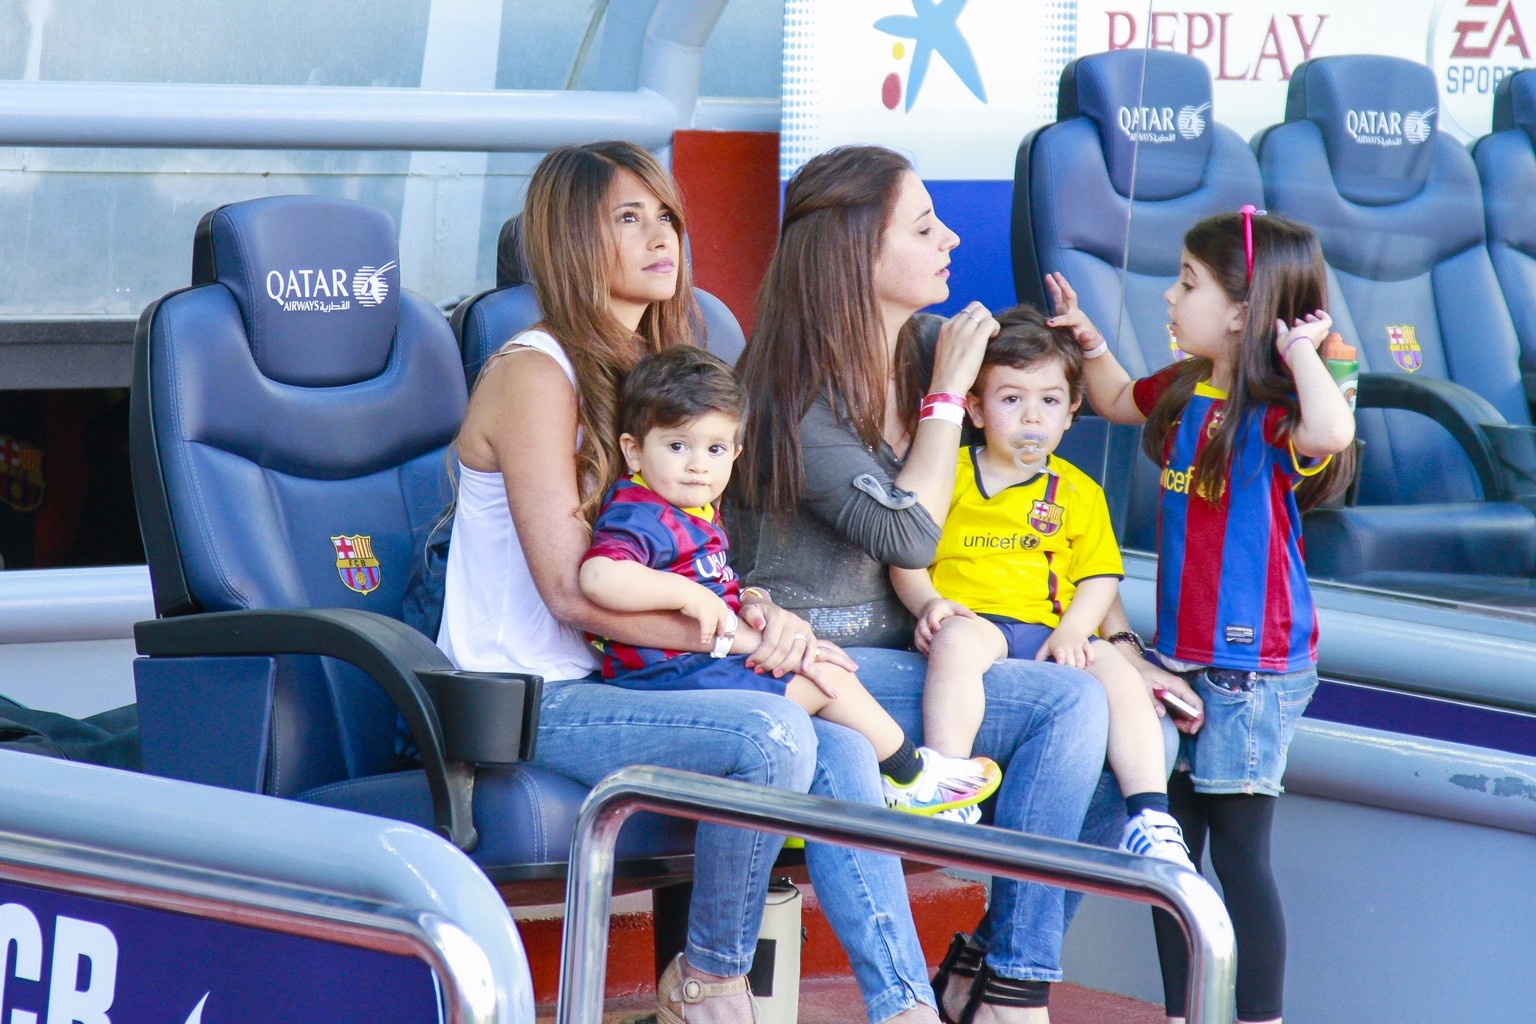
[418, 669, 541, 765]
[1356, 373, 1507, 499]
[134, 608, 540, 852]
[1480, 423, 1536, 506]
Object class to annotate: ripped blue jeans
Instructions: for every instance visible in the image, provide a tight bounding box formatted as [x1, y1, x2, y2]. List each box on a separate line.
[531, 677, 935, 1022]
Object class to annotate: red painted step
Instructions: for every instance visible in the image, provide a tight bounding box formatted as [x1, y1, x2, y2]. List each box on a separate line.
[515, 869, 1163, 1022]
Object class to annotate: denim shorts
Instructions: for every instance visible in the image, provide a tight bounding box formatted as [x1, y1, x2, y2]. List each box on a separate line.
[1174, 664, 1319, 796]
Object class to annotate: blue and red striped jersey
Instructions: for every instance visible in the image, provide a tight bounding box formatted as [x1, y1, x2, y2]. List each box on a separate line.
[582, 475, 740, 678]
[1133, 366, 1318, 672]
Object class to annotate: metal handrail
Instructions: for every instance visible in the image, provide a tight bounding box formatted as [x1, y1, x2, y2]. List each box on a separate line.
[560, 766, 1235, 1024]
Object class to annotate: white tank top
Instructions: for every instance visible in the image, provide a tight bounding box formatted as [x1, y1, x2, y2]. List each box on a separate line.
[436, 330, 600, 681]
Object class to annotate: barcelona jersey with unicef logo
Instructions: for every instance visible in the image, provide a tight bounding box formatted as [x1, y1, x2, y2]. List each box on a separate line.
[1132, 365, 1320, 672]
[931, 447, 1123, 628]
[581, 474, 740, 679]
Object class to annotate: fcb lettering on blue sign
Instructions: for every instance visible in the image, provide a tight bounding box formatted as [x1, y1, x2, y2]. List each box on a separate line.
[0, 878, 442, 1024]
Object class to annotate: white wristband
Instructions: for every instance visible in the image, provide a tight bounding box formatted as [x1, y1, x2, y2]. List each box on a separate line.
[920, 402, 967, 426]
[710, 633, 734, 659]
[1082, 341, 1110, 360]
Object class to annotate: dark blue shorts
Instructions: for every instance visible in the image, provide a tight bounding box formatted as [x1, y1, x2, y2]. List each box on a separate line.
[980, 616, 1108, 661]
[606, 652, 788, 696]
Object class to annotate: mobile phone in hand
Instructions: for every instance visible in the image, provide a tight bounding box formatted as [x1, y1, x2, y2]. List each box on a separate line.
[1154, 687, 1203, 720]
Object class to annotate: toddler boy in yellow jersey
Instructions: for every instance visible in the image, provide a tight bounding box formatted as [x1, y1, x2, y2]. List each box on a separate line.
[892, 305, 1193, 863]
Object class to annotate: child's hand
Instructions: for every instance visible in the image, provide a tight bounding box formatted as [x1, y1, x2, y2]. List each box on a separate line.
[798, 661, 852, 701]
[1036, 626, 1093, 668]
[914, 598, 977, 654]
[1043, 273, 1107, 354]
[1275, 310, 1333, 366]
[1126, 653, 1205, 735]
[679, 583, 737, 646]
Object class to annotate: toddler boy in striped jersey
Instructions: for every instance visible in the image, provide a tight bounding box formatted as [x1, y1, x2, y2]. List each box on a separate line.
[579, 345, 1000, 820]
[892, 307, 1192, 860]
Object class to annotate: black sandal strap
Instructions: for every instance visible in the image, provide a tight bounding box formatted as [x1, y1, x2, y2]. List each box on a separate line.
[932, 933, 985, 1024]
[958, 964, 1050, 1022]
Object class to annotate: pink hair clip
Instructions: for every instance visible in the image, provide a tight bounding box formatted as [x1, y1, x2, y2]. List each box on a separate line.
[1240, 204, 1265, 284]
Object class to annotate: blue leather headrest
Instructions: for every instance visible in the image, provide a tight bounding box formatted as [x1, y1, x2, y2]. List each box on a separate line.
[1492, 70, 1536, 144]
[194, 196, 401, 387]
[1285, 56, 1439, 206]
[495, 215, 528, 288]
[495, 210, 694, 290]
[1061, 49, 1216, 202]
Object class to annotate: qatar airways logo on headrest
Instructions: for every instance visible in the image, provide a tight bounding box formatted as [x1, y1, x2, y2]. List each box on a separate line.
[1116, 102, 1209, 143]
[1345, 108, 1436, 147]
[264, 260, 397, 313]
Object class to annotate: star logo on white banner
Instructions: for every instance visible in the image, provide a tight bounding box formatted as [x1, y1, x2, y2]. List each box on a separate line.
[873, 0, 987, 112]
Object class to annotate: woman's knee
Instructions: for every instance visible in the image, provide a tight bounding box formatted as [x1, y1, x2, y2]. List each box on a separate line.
[729, 697, 818, 793]
[983, 659, 1109, 727]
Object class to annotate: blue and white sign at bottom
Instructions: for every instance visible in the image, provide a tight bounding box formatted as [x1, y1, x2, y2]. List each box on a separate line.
[0, 875, 443, 1024]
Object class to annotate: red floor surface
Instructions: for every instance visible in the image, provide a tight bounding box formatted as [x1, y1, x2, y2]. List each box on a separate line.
[535, 977, 1164, 1023]
[522, 869, 1164, 1023]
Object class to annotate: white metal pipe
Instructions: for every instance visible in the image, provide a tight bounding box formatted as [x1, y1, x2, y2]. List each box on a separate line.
[638, 0, 732, 128]
[0, 80, 677, 151]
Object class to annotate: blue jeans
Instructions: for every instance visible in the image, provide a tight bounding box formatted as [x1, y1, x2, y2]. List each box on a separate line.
[851, 649, 1110, 982]
[531, 677, 935, 1021]
[1064, 713, 1182, 925]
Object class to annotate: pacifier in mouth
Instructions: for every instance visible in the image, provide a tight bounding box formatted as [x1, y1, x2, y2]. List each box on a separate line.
[1011, 431, 1048, 466]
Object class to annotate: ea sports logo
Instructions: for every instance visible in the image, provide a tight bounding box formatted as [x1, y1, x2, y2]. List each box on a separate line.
[1431, 0, 1536, 141]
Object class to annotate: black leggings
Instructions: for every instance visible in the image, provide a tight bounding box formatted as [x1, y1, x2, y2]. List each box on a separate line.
[1153, 771, 1286, 1022]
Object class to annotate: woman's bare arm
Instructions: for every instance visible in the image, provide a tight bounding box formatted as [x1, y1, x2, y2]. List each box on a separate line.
[462, 348, 713, 652]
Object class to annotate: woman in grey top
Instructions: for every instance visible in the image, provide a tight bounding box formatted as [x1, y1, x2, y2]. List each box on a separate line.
[735, 146, 1112, 1024]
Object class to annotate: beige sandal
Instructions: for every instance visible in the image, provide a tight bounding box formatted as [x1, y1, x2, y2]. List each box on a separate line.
[656, 953, 760, 1024]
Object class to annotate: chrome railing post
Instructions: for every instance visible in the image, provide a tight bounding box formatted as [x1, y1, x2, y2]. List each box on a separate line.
[557, 766, 1235, 1024]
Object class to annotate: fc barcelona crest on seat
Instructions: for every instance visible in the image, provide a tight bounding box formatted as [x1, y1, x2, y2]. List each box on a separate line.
[331, 534, 381, 594]
[1386, 325, 1422, 372]
[0, 436, 44, 512]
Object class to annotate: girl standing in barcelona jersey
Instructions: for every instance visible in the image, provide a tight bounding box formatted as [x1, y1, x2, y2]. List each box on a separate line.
[1045, 207, 1356, 1024]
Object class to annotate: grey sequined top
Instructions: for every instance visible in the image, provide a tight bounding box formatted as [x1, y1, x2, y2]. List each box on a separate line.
[733, 397, 941, 650]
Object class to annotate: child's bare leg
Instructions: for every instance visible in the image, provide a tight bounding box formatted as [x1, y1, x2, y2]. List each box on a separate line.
[1087, 643, 1167, 798]
[923, 617, 1008, 757]
[784, 666, 905, 759]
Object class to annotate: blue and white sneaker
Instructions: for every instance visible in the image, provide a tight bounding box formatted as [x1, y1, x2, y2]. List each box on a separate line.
[1120, 809, 1196, 869]
[932, 803, 983, 825]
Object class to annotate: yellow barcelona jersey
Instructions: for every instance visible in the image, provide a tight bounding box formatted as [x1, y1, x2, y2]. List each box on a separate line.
[931, 448, 1124, 628]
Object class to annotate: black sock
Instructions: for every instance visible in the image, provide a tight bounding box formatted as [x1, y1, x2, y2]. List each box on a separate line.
[1125, 791, 1170, 818]
[879, 738, 922, 784]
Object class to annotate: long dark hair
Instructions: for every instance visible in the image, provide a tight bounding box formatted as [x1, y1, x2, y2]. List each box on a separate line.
[515, 141, 702, 523]
[1142, 212, 1356, 510]
[736, 146, 926, 511]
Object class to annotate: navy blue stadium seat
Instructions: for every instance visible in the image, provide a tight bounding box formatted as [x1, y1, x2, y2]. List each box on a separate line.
[129, 195, 695, 883]
[1012, 49, 1263, 551]
[454, 213, 746, 388]
[1014, 48, 1263, 377]
[1255, 55, 1536, 581]
[1475, 69, 1536, 405]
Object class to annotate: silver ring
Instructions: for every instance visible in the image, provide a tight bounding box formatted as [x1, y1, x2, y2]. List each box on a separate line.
[792, 632, 808, 642]
[964, 309, 983, 324]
